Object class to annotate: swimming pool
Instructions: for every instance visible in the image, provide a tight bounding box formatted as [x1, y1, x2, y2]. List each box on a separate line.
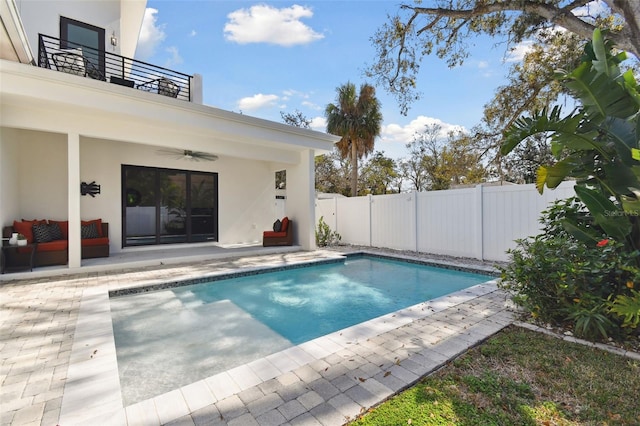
[110, 255, 492, 405]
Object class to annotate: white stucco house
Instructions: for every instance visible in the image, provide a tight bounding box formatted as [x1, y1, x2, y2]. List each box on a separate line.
[0, 0, 339, 273]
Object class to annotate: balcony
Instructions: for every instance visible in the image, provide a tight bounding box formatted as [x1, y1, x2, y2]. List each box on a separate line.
[38, 34, 192, 102]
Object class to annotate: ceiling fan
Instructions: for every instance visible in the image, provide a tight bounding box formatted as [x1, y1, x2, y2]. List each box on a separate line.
[156, 148, 219, 162]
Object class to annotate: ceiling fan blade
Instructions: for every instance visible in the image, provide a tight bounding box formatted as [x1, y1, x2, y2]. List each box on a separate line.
[156, 148, 218, 161]
[190, 152, 219, 161]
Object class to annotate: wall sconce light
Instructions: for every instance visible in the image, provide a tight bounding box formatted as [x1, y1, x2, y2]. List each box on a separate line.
[110, 32, 118, 47]
[81, 181, 101, 197]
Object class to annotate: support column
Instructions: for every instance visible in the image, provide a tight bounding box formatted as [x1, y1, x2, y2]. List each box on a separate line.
[286, 150, 316, 250]
[68, 133, 81, 268]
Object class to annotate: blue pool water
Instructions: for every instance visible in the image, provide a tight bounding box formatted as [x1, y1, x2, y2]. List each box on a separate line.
[111, 255, 491, 404]
[176, 256, 489, 344]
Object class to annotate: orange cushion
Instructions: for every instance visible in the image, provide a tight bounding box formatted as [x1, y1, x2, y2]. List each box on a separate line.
[13, 220, 35, 243]
[281, 217, 289, 232]
[263, 231, 287, 238]
[49, 220, 69, 239]
[22, 219, 47, 225]
[81, 219, 103, 237]
[36, 240, 68, 252]
[81, 237, 109, 247]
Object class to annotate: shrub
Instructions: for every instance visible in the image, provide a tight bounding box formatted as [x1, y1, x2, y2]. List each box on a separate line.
[315, 216, 341, 247]
[500, 200, 640, 340]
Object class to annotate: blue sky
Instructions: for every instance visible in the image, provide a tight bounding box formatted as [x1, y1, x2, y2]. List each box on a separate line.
[136, 1, 530, 160]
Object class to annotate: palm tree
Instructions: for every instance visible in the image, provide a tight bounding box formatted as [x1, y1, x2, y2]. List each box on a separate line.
[325, 82, 382, 196]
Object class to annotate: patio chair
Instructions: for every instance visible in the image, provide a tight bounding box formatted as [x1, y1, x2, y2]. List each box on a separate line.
[136, 77, 180, 98]
[52, 48, 85, 76]
[51, 48, 105, 80]
[263, 217, 293, 247]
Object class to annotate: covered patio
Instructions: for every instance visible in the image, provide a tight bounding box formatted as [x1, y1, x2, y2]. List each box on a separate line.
[0, 59, 339, 277]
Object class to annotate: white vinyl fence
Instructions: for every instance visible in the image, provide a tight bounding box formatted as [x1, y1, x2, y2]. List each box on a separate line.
[315, 181, 576, 262]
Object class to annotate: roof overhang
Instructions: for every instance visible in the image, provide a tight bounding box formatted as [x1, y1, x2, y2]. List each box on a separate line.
[0, 60, 339, 164]
[0, 0, 33, 64]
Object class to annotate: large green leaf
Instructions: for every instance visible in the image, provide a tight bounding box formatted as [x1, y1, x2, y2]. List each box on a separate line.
[591, 29, 614, 77]
[575, 185, 618, 215]
[501, 106, 566, 154]
[561, 219, 600, 243]
[501, 106, 609, 159]
[621, 188, 640, 214]
[536, 159, 577, 193]
[550, 129, 602, 155]
[575, 186, 632, 240]
[603, 163, 640, 195]
[563, 32, 636, 122]
[565, 71, 636, 122]
[604, 117, 638, 166]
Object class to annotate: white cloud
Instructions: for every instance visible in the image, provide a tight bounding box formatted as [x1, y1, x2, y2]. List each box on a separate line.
[189, 30, 197, 37]
[504, 40, 535, 62]
[380, 116, 466, 155]
[224, 4, 324, 46]
[164, 46, 183, 67]
[477, 60, 489, 69]
[137, 8, 166, 60]
[310, 116, 326, 132]
[302, 100, 322, 110]
[238, 94, 280, 111]
[573, 0, 608, 18]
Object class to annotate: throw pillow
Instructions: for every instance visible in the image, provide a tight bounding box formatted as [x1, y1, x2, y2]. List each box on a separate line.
[13, 220, 34, 243]
[49, 220, 69, 239]
[273, 219, 282, 232]
[81, 219, 103, 237]
[81, 223, 100, 239]
[32, 223, 52, 243]
[48, 222, 63, 240]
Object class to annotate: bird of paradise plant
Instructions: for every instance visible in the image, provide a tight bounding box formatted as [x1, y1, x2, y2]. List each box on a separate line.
[501, 29, 640, 258]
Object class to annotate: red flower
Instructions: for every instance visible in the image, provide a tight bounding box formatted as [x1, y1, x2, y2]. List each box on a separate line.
[596, 239, 609, 247]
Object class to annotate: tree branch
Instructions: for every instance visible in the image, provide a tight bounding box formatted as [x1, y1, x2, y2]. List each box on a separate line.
[390, 11, 421, 86]
[401, 0, 639, 58]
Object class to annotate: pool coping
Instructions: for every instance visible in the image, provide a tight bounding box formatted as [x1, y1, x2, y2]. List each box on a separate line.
[58, 251, 512, 425]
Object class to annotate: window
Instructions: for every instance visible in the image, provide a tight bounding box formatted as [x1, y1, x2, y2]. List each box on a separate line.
[60, 17, 105, 78]
[122, 165, 218, 247]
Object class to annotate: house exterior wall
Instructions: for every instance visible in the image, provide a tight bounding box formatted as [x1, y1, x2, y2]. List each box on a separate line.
[16, 131, 69, 220]
[16, 0, 129, 57]
[84, 139, 279, 251]
[0, 131, 279, 252]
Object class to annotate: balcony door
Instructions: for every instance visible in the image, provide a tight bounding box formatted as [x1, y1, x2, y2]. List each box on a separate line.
[60, 16, 105, 78]
[122, 165, 218, 247]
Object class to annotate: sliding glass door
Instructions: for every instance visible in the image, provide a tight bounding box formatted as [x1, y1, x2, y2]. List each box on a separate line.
[123, 165, 218, 247]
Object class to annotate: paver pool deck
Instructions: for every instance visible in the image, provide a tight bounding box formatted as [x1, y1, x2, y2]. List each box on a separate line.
[1, 249, 514, 426]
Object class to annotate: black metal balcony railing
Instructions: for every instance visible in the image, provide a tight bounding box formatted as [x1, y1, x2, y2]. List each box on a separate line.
[38, 34, 192, 102]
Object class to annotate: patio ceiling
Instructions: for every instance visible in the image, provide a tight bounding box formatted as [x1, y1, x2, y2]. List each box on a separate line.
[0, 60, 339, 164]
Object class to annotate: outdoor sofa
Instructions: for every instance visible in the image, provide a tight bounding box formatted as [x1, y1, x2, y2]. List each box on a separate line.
[2, 219, 109, 267]
[263, 217, 293, 247]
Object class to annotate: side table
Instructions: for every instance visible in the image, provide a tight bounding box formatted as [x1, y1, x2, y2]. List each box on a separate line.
[1, 243, 37, 274]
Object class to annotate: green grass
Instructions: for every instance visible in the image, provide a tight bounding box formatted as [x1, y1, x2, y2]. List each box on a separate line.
[350, 326, 640, 426]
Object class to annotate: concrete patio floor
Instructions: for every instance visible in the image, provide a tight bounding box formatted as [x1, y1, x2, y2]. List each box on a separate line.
[0, 248, 515, 426]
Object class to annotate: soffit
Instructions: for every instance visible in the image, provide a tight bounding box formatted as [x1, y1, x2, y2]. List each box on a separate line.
[0, 0, 33, 63]
[0, 61, 338, 163]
